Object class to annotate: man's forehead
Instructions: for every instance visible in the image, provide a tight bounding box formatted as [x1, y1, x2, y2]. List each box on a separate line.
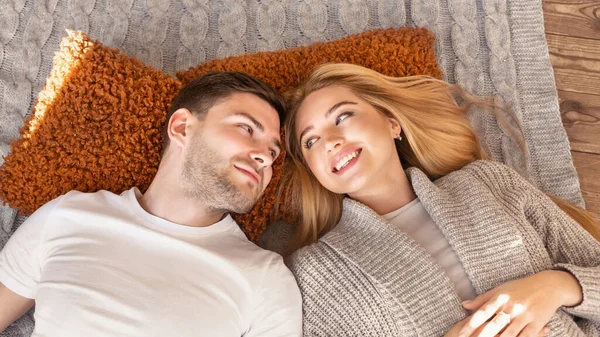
[213, 93, 280, 125]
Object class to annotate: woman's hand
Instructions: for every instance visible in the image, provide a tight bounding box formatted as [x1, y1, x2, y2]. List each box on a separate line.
[457, 270, 582, 337]
[445, 317, 549, 337]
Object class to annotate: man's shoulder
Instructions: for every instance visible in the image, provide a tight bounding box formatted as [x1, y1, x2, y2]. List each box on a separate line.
[222, 229, 298, 290]
[60, 188, 127, 203]
[233, 234, 286, 264]
[51, 188, 133, 214]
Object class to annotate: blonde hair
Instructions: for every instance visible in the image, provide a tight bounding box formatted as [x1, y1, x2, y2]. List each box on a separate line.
[279, 63, 600, 251]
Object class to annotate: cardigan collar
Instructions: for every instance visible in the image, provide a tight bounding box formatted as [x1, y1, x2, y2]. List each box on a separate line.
[320, 164, 533, 334]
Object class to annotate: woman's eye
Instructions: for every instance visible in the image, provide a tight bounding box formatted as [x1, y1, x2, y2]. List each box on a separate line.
[239, 124, 253, 135]
[335, 112, 354, 125]
[269, 149, 277, 158]
[304, 138, 317, 149]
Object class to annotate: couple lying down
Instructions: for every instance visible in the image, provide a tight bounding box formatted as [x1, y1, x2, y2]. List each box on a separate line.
[1, 63, 599, 337]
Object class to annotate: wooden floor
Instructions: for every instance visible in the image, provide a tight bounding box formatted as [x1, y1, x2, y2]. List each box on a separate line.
[542, 0, 600, 219]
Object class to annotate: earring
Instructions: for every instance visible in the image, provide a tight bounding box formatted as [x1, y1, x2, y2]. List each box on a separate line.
[396, 134, 402, 141]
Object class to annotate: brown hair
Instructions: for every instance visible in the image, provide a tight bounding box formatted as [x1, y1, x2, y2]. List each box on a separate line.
[163, 71, 285, 153]
[280, 63, 600, 251]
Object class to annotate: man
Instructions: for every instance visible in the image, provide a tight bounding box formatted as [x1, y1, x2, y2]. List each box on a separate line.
[0, 72, 302, 336]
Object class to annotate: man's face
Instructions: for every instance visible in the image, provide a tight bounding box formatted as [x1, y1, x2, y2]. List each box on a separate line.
[181, 92, 281, 214]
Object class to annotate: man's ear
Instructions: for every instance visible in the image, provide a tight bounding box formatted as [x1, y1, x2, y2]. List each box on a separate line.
[167, 108, 195, 149]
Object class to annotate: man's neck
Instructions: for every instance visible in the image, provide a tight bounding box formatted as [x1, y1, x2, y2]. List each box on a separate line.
[138, 174, 226, 228]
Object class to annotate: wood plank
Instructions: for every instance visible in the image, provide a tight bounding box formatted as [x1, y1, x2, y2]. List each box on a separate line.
[572, 151, 600, 218]
[542, 1, 600, 40]
[558, 90, 600, 154]
[546, 33, 600, 94]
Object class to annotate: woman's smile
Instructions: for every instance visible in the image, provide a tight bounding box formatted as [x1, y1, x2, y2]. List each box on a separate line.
[331, 148, 362, 174]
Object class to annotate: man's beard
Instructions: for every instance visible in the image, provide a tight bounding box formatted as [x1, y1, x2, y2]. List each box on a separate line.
[181, 134, 262, 214]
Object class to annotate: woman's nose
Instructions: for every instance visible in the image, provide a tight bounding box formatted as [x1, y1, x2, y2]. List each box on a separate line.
[325, 135, 343, 154]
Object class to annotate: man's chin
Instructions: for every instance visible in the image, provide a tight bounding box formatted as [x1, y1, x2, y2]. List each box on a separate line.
[225, 189, 261, 214]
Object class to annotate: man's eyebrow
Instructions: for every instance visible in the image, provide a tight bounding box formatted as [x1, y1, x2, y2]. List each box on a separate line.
[233, 112, 281, 152]
[298, 101, 357, 144]
[233, 112, 264, 132]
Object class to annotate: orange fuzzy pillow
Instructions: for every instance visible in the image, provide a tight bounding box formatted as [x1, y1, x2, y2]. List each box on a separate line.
[178, 27, 441, 240]
[0, 30, 181, 218]
[0, 27, 440, 242]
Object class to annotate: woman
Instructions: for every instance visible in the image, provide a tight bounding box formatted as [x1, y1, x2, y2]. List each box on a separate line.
[280, 63, 600, 337]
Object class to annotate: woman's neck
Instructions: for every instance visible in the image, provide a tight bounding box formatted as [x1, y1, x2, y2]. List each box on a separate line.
[349, 165, 417, 215]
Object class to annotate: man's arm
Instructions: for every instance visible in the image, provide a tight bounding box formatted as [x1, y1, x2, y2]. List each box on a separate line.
[0, 282, 34, 332]
[0, 196, 62, 334]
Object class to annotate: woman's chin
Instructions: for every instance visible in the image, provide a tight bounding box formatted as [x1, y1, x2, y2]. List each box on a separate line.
[327, 176, 369, 196]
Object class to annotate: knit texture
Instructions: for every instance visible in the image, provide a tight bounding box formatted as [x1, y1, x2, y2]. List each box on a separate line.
[289, 160, 600, 336]
[0, 1, 582, 335]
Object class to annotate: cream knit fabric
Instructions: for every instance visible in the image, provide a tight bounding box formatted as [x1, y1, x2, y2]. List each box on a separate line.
[289, 160, 600, 337]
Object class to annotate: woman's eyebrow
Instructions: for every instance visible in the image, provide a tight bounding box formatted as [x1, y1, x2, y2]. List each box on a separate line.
[325, 101, 357, 118]
[298, 101, 357, 144]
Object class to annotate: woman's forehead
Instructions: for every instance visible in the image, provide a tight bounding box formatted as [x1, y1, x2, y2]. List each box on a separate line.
[297, 86, 359, 118]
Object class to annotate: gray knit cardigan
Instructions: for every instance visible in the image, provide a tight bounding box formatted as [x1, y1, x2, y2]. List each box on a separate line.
[288, 160, 600, 337]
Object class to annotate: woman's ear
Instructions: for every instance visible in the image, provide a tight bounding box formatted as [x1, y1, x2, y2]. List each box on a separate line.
[388, 117, 402, 139]
[167, 108, 195, 150]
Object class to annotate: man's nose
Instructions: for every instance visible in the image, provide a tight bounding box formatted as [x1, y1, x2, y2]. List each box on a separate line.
[250, 147, 273, 167]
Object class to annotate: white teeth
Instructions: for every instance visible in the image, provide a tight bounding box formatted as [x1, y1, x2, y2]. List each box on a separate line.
[335, 151, 359, 171]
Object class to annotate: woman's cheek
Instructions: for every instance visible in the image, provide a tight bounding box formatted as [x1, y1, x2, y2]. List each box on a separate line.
[307, 156, 323, 178]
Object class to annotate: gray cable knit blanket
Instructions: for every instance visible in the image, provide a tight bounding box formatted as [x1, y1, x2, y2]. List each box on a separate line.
[0, 0, 582, 335]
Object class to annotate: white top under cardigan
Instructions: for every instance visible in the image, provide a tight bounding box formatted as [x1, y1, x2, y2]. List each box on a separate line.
[383, 198, 477, 301]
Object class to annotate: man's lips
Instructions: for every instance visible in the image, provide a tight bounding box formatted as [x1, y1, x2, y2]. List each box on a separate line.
[234, 165, 260, 185]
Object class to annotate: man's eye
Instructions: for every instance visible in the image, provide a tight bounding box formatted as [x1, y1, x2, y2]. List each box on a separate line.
[335, 112, 354, 125]
[239, 124, 253, 135]
[304, 138, 317, 149]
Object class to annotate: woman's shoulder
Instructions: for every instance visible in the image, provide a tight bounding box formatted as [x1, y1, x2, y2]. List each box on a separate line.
[288, 241, 331, 267]
[287, 238, 349, 275]
[436, 159, 529, 188]
[407, 160, 536, 204]
[463, 159, 521, 175]
[461, 160, 533, 189]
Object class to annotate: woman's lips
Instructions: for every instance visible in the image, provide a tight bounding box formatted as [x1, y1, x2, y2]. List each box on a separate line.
[331, 147, 362, 172]
[332, 149, 362, 175]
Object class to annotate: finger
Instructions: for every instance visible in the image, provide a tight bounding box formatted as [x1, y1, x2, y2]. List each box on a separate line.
[459, 295, 509, 337]
[498, 317, 527, 337]
[474, 311, 511, 337]
[470, 321, 490, 337]
[517, 324, 541, 337]
[463, 291, 495, 310]
[537, 326, 550, 337]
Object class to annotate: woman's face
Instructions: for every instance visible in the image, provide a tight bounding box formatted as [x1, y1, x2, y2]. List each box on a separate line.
[295, 85, 402, 195]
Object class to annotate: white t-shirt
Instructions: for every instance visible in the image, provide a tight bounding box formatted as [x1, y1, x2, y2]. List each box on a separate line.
[0, 188, 302, 337]
[383, 198, 477, 301]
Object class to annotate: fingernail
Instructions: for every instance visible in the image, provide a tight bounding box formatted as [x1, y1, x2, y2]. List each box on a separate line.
[461, 300, 471, 306]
